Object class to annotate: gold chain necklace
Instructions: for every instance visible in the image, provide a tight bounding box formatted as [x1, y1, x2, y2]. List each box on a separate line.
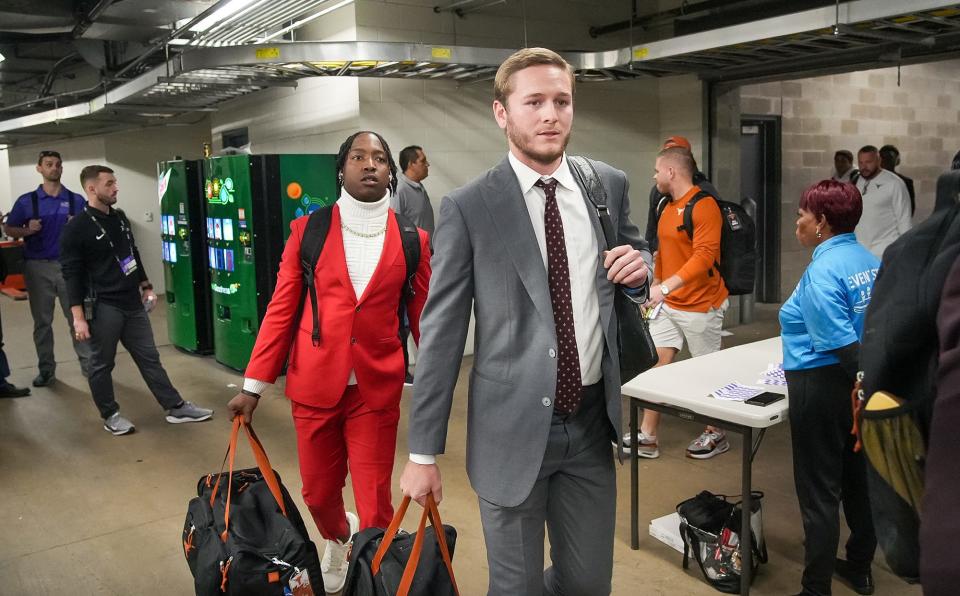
[341, 221, 385, 238]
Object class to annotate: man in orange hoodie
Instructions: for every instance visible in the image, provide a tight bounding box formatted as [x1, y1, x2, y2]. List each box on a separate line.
[633, 146, 730, 459]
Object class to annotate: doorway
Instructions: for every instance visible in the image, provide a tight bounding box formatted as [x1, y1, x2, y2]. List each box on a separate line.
[740, 116, 781, 303]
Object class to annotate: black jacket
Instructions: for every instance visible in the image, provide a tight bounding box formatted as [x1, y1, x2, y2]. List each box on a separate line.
[645, 171, 721, 253]
[893, 171, 916, 216]
[60, 206, 147, 310]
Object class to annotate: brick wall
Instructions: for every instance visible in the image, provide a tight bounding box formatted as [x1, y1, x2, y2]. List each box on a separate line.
[740, 59, 960, 297]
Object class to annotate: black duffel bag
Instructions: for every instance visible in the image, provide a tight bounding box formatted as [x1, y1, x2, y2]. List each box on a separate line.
[343, 494, 458, 596]
[182, 417, 323, 595]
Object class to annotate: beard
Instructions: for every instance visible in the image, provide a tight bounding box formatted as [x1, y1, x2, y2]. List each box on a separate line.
[505, 117, 570, 166]
[97, 192, 118, 206]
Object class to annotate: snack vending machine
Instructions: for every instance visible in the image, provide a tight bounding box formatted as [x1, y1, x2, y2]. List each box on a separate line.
[158, 159, 213, 354]
[203, 154, 337, 370]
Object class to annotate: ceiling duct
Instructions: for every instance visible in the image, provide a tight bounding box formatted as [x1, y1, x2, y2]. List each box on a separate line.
[2, 0, 960, 145]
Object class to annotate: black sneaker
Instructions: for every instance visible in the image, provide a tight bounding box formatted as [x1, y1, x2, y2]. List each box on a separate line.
[32, 372, 55, 387]
[0, 382, 30, 398]
[404, 372, 414, 387]
[834, 558, 874, 595]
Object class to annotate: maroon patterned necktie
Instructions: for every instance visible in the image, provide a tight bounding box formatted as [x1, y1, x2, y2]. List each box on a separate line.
[535, 178, 582, 414]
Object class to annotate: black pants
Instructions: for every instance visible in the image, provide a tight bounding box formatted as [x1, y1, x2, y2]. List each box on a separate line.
[786, 365, 877, 596]
[0, 306, 9, 381]
[87, 302, 182, 419]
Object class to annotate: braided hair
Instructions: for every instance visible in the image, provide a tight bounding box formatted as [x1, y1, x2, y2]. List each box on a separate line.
[334, 130, 399, 197]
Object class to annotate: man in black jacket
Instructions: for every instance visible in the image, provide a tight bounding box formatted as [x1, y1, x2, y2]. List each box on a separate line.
[879, 144, 916, 216]
[643, 136, 722, 253]
[60, 165, 213, 435]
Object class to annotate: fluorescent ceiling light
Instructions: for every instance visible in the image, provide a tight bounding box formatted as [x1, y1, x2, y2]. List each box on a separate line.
[259, 0, 355, 42]
[0, 51, 5, 63]
[190, 0, 258, 33]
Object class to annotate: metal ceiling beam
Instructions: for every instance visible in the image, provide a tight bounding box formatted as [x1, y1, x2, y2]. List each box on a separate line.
[2, 0, 959, 138]
[103, 104, 218, 113]
[157, 76, 299, 88]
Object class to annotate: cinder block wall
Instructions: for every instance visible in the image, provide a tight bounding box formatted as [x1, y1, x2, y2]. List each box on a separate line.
[740, 59, 960, 297]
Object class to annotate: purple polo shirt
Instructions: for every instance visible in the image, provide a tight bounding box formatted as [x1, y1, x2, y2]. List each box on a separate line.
[7, 185, 87, 260]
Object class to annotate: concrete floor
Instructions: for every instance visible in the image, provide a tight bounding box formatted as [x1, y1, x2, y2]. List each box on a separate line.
[0, 297, 920, 595]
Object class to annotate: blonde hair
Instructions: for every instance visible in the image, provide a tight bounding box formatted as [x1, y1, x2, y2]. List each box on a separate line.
[493, 47, 575, 106]
[657, 147, 696, 178]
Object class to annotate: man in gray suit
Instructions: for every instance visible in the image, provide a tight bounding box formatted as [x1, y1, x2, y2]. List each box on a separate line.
[400, 48, 651, 595]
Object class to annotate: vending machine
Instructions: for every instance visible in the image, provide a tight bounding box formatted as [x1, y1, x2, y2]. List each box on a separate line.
[203, 154, 337, 371]
[158, 159, 214, 354]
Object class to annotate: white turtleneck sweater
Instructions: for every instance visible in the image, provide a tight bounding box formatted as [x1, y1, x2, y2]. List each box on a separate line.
[243, 189, 390, 394]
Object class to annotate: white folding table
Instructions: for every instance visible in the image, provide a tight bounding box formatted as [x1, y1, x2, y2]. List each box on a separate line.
[620, 337, 789, 596]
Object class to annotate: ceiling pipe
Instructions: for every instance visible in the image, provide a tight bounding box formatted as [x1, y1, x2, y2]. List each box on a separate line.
[37, 51, 81, 98]
[71, 0, 117, 39]
[111, 0, 237, 80]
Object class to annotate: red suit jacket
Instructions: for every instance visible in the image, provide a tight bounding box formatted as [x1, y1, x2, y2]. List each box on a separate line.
[245, 205, 431, 409]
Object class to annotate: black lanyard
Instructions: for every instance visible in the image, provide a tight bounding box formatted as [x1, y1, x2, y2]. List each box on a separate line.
[86, 210, 136, 272]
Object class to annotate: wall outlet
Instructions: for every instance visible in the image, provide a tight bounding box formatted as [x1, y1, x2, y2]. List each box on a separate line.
[144, 212, 154, 222]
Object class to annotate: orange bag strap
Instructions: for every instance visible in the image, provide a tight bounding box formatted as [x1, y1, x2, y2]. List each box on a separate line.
[396, 500, 430, 596]
[371, 495, 411, 573]
[219, 418, 288, 542]
[370, 495, 459, 596]
[209, 420, 241, 508]
[425, 495, 460, 596]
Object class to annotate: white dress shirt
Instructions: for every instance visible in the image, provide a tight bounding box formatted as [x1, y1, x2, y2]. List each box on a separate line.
[409, 152, 605, 466]
[243, 189, 389, 395]
[508, 151, 604, 385]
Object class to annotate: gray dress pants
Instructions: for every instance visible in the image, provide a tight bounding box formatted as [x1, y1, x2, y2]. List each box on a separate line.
[478, 384, 616, 596]
[24, 259, 92, 376]
[87, 302, 182, 419]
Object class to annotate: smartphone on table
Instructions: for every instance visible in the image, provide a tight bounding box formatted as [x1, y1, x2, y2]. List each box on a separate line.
[744, 392, 785, 406]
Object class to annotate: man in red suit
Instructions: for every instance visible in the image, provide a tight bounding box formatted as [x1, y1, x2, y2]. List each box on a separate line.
[227, 131, 431, 593]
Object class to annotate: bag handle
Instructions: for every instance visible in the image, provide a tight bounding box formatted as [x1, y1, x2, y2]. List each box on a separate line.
[211, 417, 288, 542]
[371, 494, 459, 596]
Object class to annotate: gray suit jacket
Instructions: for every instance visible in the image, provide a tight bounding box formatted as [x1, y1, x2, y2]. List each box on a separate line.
[408, 155, 650, 507]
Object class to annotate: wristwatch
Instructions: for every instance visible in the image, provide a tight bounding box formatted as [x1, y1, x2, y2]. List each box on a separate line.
[659, 283, 670, 296]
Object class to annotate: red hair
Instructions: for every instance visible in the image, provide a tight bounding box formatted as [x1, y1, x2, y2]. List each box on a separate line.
[800, 179, 863, 234]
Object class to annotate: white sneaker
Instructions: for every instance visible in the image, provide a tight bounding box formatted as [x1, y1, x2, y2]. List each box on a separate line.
[619, 430, 660, 458]
[321, 511, 359, 593]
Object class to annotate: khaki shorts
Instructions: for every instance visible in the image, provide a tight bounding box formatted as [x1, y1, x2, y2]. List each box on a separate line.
[649, 299, 729, 357]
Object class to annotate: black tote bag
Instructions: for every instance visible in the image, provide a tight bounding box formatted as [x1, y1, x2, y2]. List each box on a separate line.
[569, 155, 658, 383]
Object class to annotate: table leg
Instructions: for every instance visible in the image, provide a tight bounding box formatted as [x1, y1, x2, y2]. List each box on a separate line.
[741, 427, 753, 596]
[631, 400, 639, 550]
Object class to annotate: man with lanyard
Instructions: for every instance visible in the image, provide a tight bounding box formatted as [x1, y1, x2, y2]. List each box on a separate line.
[61, 165, 213, 435]
[3, 150, 91, 386]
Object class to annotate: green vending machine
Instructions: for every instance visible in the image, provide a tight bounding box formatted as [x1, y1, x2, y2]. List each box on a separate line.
[204, 154, 337, 371]
[158, 159, 214, 354]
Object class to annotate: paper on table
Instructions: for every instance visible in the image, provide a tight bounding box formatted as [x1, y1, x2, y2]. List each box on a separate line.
[757, 362, 787, 386]
[710, 382, 765, 401]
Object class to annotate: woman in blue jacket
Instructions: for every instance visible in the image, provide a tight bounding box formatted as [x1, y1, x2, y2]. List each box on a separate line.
[780, 180, 880, 596]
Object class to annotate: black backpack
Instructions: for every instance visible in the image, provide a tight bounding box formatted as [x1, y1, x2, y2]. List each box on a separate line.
[298, 207, 421, 348]
[656, 190, 757, 295]
[857, 202, 960, 580]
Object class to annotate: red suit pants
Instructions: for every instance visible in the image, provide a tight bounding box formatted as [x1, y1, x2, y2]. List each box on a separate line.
[291, 385, 400, 540]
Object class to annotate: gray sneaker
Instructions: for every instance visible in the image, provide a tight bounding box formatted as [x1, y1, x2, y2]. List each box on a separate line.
[165, 401, 214, 424]
[104, 412, 135, 436]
